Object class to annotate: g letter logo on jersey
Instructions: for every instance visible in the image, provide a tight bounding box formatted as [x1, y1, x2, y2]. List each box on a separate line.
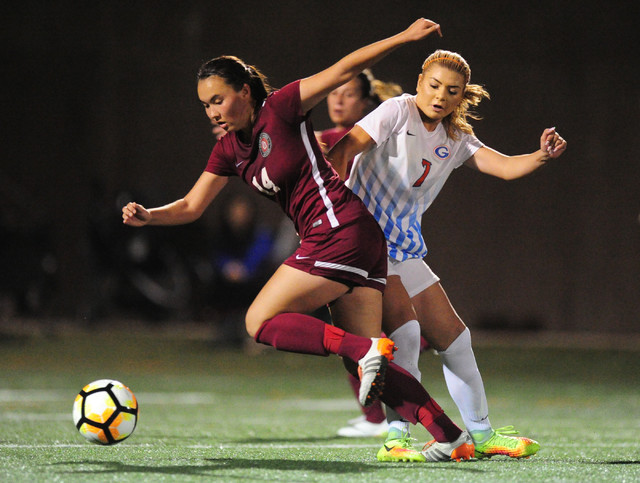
[434, 145, 450, 159]
[259, 132, 272, 158]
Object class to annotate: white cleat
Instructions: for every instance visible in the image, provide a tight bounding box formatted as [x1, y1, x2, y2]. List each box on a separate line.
[421, 431, 475, 462]
[337, 416, 388, 438]
[357, 338, 396, 407]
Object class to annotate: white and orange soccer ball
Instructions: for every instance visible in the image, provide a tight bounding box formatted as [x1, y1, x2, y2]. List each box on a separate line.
[72, 379, 138, 445]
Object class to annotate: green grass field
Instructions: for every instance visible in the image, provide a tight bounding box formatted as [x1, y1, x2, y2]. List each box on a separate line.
[1, 322, 639, 482]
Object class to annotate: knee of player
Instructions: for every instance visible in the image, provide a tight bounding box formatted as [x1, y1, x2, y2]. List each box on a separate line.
[435, 324, 471, 353]
[244, 305, 266, 338]
[421, 319, 466, 352]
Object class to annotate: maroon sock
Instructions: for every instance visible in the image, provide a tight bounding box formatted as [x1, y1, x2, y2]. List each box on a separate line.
[379, 362, 462, 442]
[423, 413, 463, 443]
[253, 314, 371, 361]
[322, 324, 345, 354]
[254, 313, 329, 356]
[347, 372, 387, 424]
[323, 325, 372, 361]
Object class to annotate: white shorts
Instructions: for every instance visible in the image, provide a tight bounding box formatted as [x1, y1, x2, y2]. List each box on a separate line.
[387, 257, 440, 298]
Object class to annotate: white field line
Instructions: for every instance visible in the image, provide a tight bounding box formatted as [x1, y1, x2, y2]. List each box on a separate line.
[0, 389, 355, 410]
[0, 389, 68, 402]
[0, 389, 359, 424]
[1, 412, 69, 421]
[1, 442, 638, 449]
[0, 390, 218, 405]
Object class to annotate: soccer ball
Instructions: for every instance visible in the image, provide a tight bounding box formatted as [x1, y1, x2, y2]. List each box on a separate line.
[72, 379, 138, 445]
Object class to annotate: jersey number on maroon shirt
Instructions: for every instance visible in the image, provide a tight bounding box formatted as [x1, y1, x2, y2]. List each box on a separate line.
[252, 167, 281, 196]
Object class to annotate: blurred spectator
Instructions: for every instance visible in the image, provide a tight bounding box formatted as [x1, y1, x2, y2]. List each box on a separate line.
[316, 69, 402, 158]
[207, 193, 276, 344]
[0, 174, 57, 320]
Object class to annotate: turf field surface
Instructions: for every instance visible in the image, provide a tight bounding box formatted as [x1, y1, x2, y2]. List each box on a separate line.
[1, 321, 639, 482]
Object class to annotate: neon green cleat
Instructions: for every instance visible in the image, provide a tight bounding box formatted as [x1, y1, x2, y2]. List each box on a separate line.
[377, 435, 426, 462]
[473, 426, 540, 459]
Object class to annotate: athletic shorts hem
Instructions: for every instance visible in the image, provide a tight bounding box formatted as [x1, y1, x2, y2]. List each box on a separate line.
[283, 257, 386, 293]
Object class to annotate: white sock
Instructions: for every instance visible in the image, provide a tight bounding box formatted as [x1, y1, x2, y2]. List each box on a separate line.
[385, 321, 421, 426]
[438, 327, 492, 433]
[388, 320, 421, 380]
[387, 419, 410, 439]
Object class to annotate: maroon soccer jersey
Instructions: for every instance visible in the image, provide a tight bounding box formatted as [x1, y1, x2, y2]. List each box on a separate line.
[206, 81, 362, 240]
[205, 80, 386, 290]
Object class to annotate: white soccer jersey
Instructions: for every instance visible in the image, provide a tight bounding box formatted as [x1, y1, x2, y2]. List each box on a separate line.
[347, 94, 484, 261]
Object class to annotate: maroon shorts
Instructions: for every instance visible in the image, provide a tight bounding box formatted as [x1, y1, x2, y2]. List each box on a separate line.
[283, 216, 387, 293]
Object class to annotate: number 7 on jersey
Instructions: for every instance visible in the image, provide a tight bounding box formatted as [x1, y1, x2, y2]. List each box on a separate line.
[413, 159, 432, 187]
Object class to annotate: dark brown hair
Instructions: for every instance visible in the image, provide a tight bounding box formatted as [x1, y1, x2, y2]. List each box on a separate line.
[198, 55, 272, 110]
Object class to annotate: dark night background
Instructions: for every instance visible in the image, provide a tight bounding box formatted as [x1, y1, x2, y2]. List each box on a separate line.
[1, 1, 638, 333]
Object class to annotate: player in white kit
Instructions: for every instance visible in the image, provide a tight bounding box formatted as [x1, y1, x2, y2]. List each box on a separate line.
[328, 49, 566, 461]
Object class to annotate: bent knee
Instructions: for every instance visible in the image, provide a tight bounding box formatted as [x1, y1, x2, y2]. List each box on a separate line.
[440, 323, 467, 351]
[244, 304, 269, 338]
[425, 319, 466, 352]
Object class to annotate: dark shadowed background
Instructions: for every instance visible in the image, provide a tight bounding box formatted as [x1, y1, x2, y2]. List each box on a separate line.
[2, 1, 638, 332]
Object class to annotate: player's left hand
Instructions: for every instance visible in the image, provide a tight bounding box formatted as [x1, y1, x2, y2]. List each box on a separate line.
[401, 18, 443, 42]
[540, 127, 567, 159]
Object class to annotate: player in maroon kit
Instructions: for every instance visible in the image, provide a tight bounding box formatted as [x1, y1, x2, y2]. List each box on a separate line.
[122, 18, 474, 461]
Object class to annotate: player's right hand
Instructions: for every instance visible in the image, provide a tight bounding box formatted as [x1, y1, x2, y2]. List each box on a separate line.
[122, 202, 151, 227]
[540, 127, 567, 159]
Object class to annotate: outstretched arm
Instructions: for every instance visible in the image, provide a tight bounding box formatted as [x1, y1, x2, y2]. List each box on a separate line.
[299, 18, 441, 114]
[326, 125, 376, 180]
[122, 171, 228, 227]
[465, 127, 567, 180]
